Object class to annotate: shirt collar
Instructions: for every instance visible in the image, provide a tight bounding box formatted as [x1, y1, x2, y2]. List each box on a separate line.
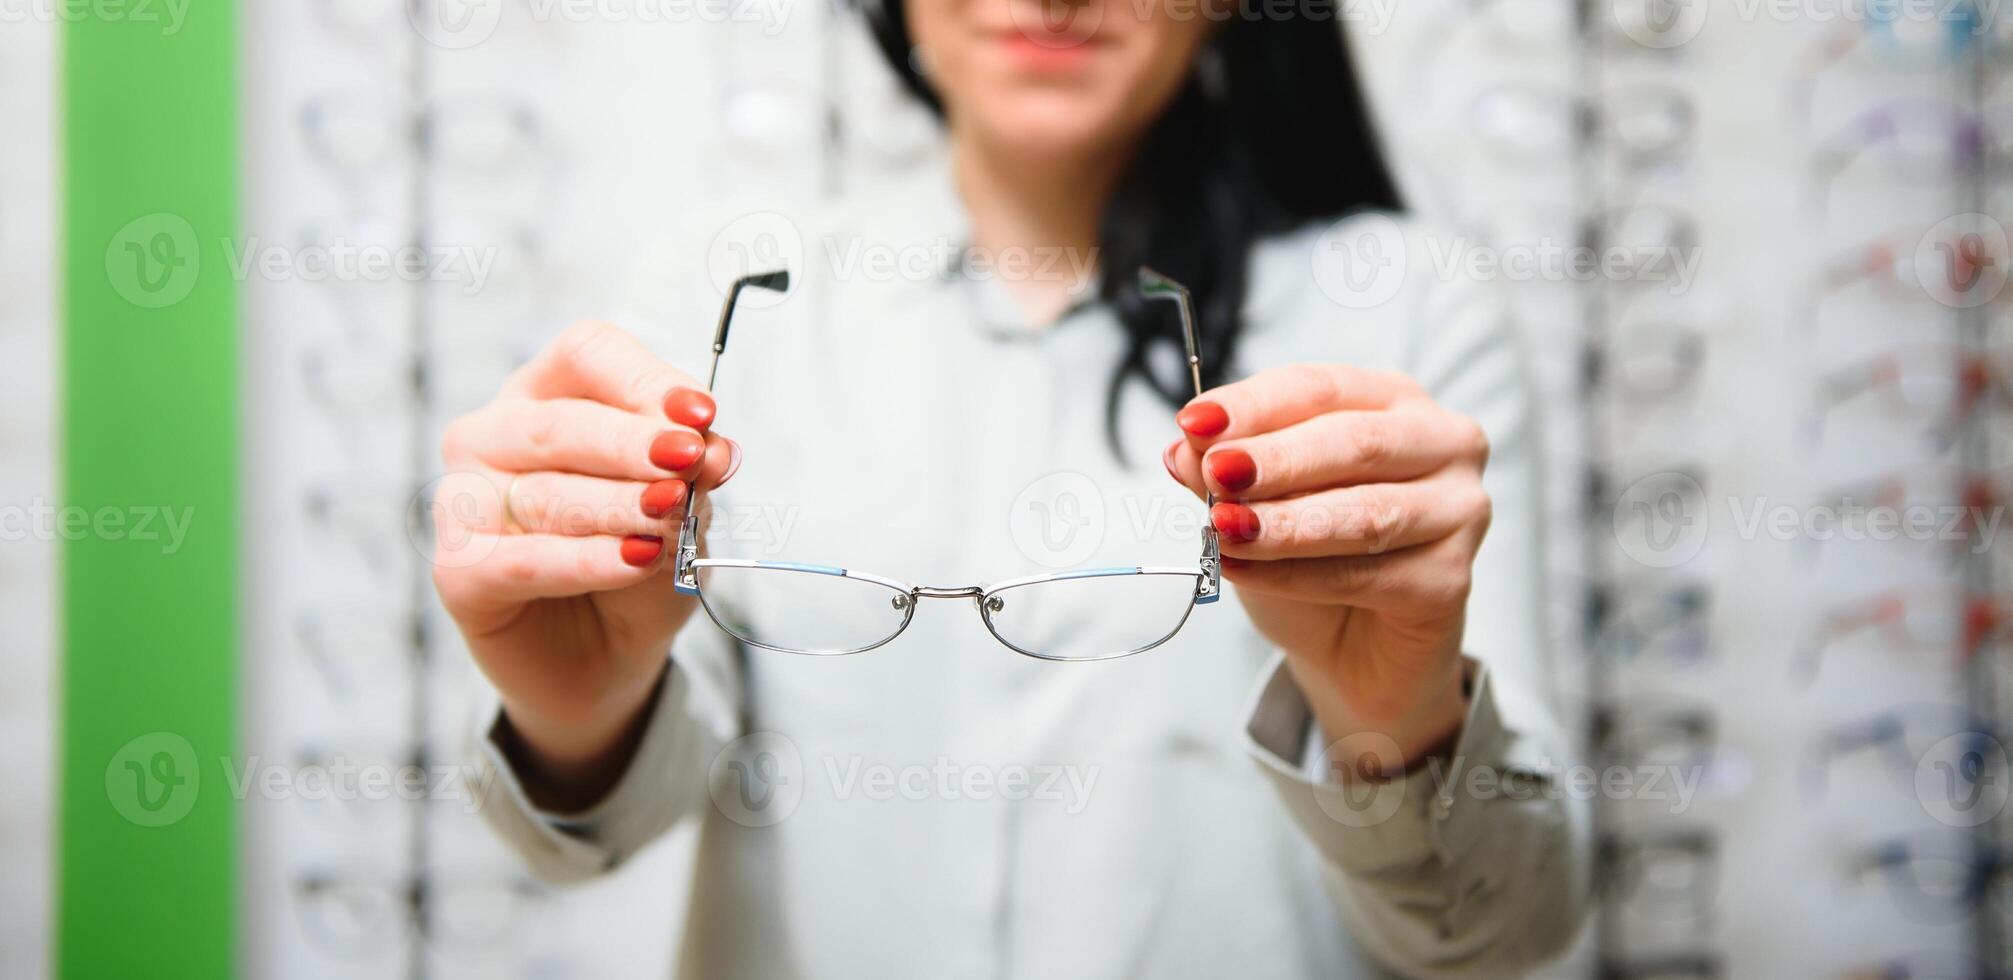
[899, 152, 1104, 340]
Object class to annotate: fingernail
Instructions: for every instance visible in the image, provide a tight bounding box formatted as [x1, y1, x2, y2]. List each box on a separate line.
[621, 535, 665, 567]
[664, 387, 716, 430]
[1162, 439, 1181, 480]
[1176, 400, 1229, 437]
[1206, 449, 1256, 492]
[640, 480, 688, 519]
[719, 438, 743, 487]
[1211, 502, 1261, 542]
[650, 430, 707, 471]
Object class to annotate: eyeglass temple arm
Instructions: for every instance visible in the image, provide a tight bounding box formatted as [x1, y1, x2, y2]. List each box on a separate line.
[1138, 267, 1221, 605]
[676, 269, 791, 596]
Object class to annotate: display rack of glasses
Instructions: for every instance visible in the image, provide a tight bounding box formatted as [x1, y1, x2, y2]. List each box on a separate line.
[245, 3, 899, 977]
[1574, 1, 1726, 976]
[248, 2, 560, 976]
[237, 1, 2013, 976]
[1956, 11, 2007, 974]
[1789, 0, 2011, 975]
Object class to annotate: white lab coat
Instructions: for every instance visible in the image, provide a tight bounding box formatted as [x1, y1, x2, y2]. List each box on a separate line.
[467, 160, 1588, 979]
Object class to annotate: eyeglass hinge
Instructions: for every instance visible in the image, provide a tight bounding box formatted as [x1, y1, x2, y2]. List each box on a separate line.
[1196, 527, 1222, 604]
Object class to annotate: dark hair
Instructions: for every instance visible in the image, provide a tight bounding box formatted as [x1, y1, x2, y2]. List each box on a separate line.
[863, 0, 1402, 455]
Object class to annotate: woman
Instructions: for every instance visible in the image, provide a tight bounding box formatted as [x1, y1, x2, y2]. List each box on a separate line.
[432, 0, 1586, 974]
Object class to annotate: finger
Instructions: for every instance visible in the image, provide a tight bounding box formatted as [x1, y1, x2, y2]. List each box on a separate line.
[511, 320, 712, 425]
[1163, 437, 1207, 498]
[1200, 407, 1488, 500]
[1176, 363, 1425, 446]
[504, 471, 689, 537]
[432, 469, 509, 535]
[432, 532, 669, 607]
[463, 398, 711, 482]
[1209, 477, 1490, 560]
[691, 432, 743, 493]
[1218, 536, 1475, 612]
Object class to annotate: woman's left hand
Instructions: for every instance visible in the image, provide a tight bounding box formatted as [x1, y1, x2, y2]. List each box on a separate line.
[1164, 363, 1492, 777]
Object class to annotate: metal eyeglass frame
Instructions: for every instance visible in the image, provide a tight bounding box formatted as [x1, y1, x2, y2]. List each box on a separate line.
[671, 266, 1221, 661]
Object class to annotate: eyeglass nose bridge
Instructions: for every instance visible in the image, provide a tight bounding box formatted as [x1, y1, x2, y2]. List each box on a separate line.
[896, 585, 1007, 614]
[910, 585, 985, 599]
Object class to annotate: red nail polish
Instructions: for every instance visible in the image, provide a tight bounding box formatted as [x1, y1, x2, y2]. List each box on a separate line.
[1162, 440, 1181, 480]
[1211, 502, 1261, 542]
[1206, 449, 1256, 492]
[621, 535, 664, 567]
[664, 387, 716, 430]
[1176, 401, 1229, 437]
[650, 430, 706, 471]
[640, 480, 688, 518]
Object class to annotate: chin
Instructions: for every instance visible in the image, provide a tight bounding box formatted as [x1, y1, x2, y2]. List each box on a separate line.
[973, 90, 1129, 158]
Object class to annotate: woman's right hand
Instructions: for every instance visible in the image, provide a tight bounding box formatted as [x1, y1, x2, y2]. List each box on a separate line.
[431, 321, 740, 809]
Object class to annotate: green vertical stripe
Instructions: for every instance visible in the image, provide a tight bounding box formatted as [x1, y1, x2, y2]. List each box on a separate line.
[60, 4, 237, 978]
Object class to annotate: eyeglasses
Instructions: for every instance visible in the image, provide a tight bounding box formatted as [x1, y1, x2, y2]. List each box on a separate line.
[291, 867, 544, 961]
[1598, 826, 1720, 923]
[1848, 832, 2011, 922]
[1841, 949, 2000, 980]
[1807, 345, 2011, 447]
[1802, 704, 1998, 799]
[1592, 703, 1717, 772]
[1597, 952, 1723, 980]
[1586, 577, 1712, 664]
[1805, 463, 2009, 564]
[671, 267, 1222, 660]
[1470, 82, 1698, 170]
[1807, 101, 2007, 214]
[1796, 589, 2010, 681]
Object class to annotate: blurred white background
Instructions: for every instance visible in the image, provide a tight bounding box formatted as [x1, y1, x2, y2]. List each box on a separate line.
[3, 0, 2008, 977]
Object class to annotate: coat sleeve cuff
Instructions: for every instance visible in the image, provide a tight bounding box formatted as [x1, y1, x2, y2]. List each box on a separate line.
[472, 626, 739, 884]
[1243, 652, 1547, 874]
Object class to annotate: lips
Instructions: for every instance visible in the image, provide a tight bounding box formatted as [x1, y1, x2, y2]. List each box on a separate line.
[998, 24, 1099, 48]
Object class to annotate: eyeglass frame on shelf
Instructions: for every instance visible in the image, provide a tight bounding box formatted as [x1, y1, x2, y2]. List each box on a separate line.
[668, 266, 1222, 661]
